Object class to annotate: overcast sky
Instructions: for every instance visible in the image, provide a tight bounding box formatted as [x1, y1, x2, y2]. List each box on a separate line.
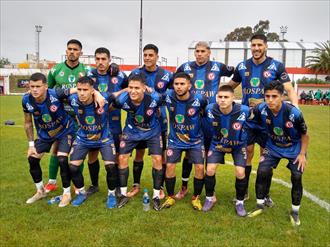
[1, 0, 329, 66]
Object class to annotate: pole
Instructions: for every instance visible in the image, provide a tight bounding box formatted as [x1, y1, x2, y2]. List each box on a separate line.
[139, 0, 143, 65]
[35, 25, 42, 65]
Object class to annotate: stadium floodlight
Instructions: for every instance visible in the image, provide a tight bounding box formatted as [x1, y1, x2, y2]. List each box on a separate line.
[138, 0, 143, 66]
[280, 25, 288, 41]
[35, 25, 43, 65]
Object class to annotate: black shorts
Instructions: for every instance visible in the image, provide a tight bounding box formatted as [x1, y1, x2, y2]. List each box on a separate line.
[70, 142, 116, 162]
[207, 146, 247, 167]
[135, 131, 167, 151]
[119, 134, 163, 155]
[246, 128, 267, 148]
[35, 134, 73, 154]
[166, 147, 205, 164]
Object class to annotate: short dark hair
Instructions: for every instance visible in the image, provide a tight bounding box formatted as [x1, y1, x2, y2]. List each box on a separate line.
[173, 72, 191, 82]
[128, 73, 146, 85]
[67, 39, 82, 49]
[218, 84, 234, 93]
[143, 44, 159, 54]
[77, 76, 94, 86]
[30, 72, 47, 84]
[264, 80, 284, 94]
[250, 34, 267, 43]
[94, 47, 110, 58]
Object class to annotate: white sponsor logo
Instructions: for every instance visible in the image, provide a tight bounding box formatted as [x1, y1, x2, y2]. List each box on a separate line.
[50, 95, 58, 103]
[192, 99, 200, 107]
[289, 113, 295, 122]
[207, 111, 214, 119]
[267, 63, 277, 71]
[26, 103, 33, 111]
[161, 73, 170, 81]
[261, 108, 268, 116]
[71, 98, 78, 107]
[149, 100, 157, 108]
[184, 63, 191, 71]
[165, 95, 172, 104]
[211, 63, 220, 71]
[123, 103, 130, 110]
[238, 63, 247, 70]
[237, 112, 246, 121]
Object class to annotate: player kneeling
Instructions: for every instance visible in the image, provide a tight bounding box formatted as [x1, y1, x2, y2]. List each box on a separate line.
[203, 85, 250, 216]
[247, 81, 309, 226]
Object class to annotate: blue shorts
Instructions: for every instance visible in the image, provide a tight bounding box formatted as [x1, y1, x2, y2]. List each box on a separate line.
[207, 146, 247, 167]
[259, 148, 303, 175]
[35, 134, 73, 154]
[135, 131, 167, 151]
[166, 147, 205, 164]
[246, 128, 267, 148]
[70, 142, 116, 162]
[119, 134, 163, 155]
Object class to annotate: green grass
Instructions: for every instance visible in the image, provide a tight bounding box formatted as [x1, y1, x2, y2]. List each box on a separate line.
[1, 96, 329, 247]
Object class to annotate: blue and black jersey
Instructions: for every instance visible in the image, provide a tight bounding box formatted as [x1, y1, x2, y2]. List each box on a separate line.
[22, 89, 74, 141]
[114, 91, 162, 141]
[91, 69, 128, 135]
[164, 89, 208, 149]
[232, 57, 290, 107]
[248, 102, 307, 158]
[130, 66, 172, 133]
[177, 61, 234, 104]
[68, 93, 114, 147]
[206, 102, 250, 150]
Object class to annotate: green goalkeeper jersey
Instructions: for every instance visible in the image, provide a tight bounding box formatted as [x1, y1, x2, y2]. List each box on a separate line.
[48, 61, 92, 89]
[48, 61, 92, 115]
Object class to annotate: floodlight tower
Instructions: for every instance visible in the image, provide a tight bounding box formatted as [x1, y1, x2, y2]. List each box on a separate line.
[280, 25, 288, 41]
[35, 25, 43, 64]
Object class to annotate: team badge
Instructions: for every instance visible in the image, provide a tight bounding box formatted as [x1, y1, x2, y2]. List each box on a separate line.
[111, 77, 118, 84]
[245, 72, 250, 77]
[285, 121, 293, 128]
[250, 77, 260, 87]
[207, 73, 215, 80]
[263, 70, 271, 78]
[175, 114, 185, 124]
[85, 116, 95, 125]
[187, 108, 195, 116]
[97, 108, 104, 114]
[79, 72, 85, 78]
[232, 122, 242, 130]
[146, 109, 153, 116]
[59, 71, 65, 77]
[98, 83, 108, 92]
[68, 75, 76, 83]
[266, 118, 271, 124]
[42, 114, 52, 123]
[220, 128, 228, 138]
[135, 115, 144, 123]
[120, 141, 126, 148]
[189, 73, 194, 78]
[280, 72, 289, 80]
[50, 105, 58, 112]
[157, 81, 164, 89]
[273, 127, 283, 136]
[78, 109, 83, 114]
[170, 107, 174, 112]
[167, 149, 173, 157]
[194, 80, 204, 90]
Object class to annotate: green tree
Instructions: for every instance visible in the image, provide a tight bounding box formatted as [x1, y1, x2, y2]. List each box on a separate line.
[0, 57, 11, 68]
[306, 41, 330, 74]
[224, 20, 280, 41]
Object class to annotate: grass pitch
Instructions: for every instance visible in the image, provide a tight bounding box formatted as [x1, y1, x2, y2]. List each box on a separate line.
[0, 96, 329, 246]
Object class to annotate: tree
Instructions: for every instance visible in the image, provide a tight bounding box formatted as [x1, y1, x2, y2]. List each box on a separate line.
[306, 41, 330, 74]
[0, 57, 11, 68]
[224, 20, 280, 41]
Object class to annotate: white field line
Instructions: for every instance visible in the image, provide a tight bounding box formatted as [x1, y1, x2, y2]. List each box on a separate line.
[225, 161, 330, 212]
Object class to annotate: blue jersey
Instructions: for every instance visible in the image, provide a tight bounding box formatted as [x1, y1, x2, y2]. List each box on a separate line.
[248, 102, 307, 158]
[177, 61, 234, 104]
[114, 91, 162, 141]
[68, 93, 114, 147]
[164, 89, 207, 149]
[232, 57, 290, 107]
[91, 69, 128, 134]
[206, 102, 250, 150]
[130, 66, 172, 133]
[22, 89, 74, 142]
